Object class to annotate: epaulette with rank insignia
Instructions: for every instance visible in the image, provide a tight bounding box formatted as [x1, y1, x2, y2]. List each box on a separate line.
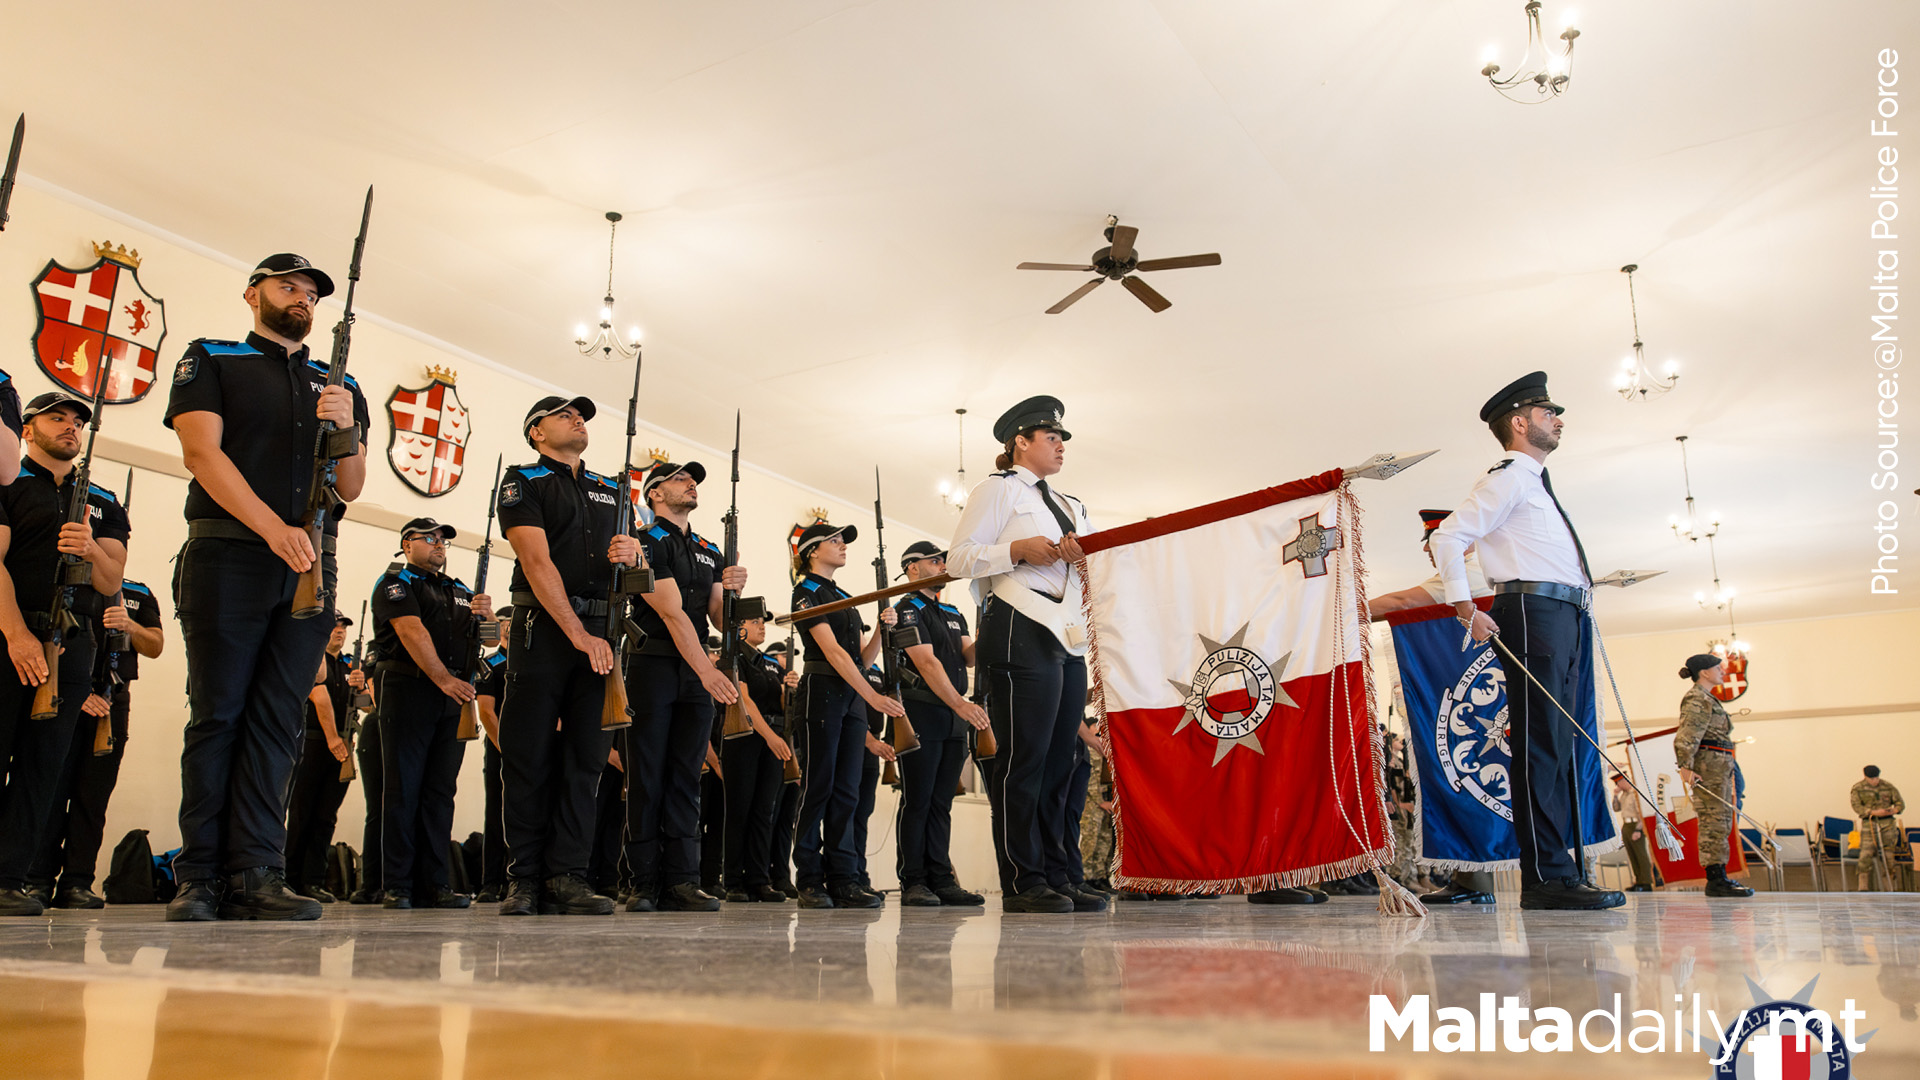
[1487, 459, 1514, 474]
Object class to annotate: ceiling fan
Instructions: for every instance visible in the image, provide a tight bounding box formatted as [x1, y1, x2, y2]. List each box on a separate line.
[1018, 215, 1222, 314]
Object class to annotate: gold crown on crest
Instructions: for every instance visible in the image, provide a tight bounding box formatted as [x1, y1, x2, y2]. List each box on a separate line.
[807, 507, 830, 524]
[425, 364, 458, 385]
[645, 447, 671, 466]
[92, 241, 141, 269]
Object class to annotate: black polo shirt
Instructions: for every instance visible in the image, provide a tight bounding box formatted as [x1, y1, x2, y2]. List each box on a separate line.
[303, 651, 353, 737]
[476, 648, 507, 701]
[162, 332, 372, 534]
[0, 457, 131, 618]
[790, 573, 860, 662]
[0, 367, 22, 436]
[894, 591, 969, 697]
[370, 560, 475, 673]
[93, 579, 163, 687]
[741, 646, 785, 720]
[497, 453, 624, 606]
[636, 517, 721, 641]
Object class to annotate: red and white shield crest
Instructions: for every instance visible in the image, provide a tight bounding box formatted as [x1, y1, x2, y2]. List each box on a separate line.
[386, 369, 471, 497]
[30, 244, 167, 403]
[628, 448, 670, 525]
[1710, 650, 1749, 702]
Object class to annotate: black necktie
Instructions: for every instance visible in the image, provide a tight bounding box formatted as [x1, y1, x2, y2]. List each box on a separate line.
[1034, 478, 1077, 538]
[1539, 468, 1591, 584]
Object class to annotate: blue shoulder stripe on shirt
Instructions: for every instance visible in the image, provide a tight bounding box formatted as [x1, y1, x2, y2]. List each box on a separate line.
[198, 339, 262, 356]
[584, 471, 614, 487]
[122, 581, 154, 597]
[303, 358, 360, 390]
[646, 524, 668, 540]
[938, 602, 960, 614]
[397, 568, 418, 583]
[87, 483, 118, 503]
[799, 579, 821, 592]
[518, 465, 553, 481]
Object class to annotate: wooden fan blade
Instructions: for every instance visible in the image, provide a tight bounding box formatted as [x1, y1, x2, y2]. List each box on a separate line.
[1108, 225, 1138, 264]
[1046, 277, 1105, 314]
[1017, 261, 1096, 271]
[1122, 275, 1171, 313]
[1134, 253, 1221, 272]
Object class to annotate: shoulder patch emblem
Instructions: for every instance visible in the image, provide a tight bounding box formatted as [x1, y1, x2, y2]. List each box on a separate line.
[385, 582, 407, 601]
[499, 479, 523, 507]
[173, 355, 199, 385]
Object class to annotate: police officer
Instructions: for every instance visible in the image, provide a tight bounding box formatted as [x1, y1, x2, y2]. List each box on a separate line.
[164, 253, 371, 921]
[765, 639, 802, 897]
[496, 395, 640, 916]
[892, 541, 989, 907]
[27, 580, 165, 909]
[0, 392, 129, 916]
[1672, 653, 1750, 898]
[473, 607, 511, 903]
[283, 614, 359, 901]
[1852, 765, 1906, 891]
[789, 521, 906, 909]
[1430, 372, 1624, 911]
[621, 461, 747, 912]
[856, 657, 898, 897]
[370, 517, 493, 908]
[947, 396, 1097, 914]
[721, 615, 796, 901]
[0, 364, 21, 484]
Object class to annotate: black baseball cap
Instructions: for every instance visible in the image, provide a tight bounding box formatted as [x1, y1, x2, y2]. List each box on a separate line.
[898, 539, 947, 576]
[335, 613, 353, 627]
[249, 253, 335, 299]
[993, 395, 1071, 442]
[643, 461, 707, 497]
[523, 395, 596, 446]
[1479, 371, 1564, 423]
[22, 390, 93, 424]
[400, 516, 457, 542]
[794, 521, 857, 560]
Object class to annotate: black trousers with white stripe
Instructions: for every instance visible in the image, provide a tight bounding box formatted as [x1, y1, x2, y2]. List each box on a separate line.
[1492, 591, 1587, 886]
[978, 598, 1086, 895]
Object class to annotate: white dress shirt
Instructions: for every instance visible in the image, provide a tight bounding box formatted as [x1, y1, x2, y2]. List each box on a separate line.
[946, 465, 1094, 606]
[1429, 453, 1587, 605]
[1418, 550, 1490, 604]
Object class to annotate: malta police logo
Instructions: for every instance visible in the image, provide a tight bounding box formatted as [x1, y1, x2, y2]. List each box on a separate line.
[30, 242, 167, 403]
[1706, 977, 1870, 1078]
[386, 366, 471, 497]
[1436, 644, 1513, 820]
[498, 479, 522, 508]
[1167, 624, 1295, 766]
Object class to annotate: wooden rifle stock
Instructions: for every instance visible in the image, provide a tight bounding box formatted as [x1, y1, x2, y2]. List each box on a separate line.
[890, 696, 920, 756]
[92, 712, 112, 756]
[722, 697, 752, 741]
[601, 668, 632, 731]
[881, 757, 900, 788]
[972, 722, 997, 762]
[783, 753, 801, 784]
[290, 518, 328, 619]
[30, 641, 59, 721]
[339, 746, 356, 783]
[457, 698, 480, 742]
[773, 574, 954, 625]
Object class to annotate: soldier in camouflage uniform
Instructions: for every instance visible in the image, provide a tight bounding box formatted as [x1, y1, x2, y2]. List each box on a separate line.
[1851, 765, 1906, 891]
[1079, 752, 1114, 888]
[1672, 653, 1751, 898]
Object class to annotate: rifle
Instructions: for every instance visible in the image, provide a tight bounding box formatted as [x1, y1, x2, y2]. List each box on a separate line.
[781, 625, 801, 783]
[720, 412, 766, 741]
[31, 350, 114, 723]
[773, 574, 954, 625]
[872, 469, 920, 757]
[600, 345, 654, 731]
[341, 600, 371, 782]
[92, 468, 135, 756]
[291, 186, 372, 620]
[456, 455, 504, 742]
[969, 604, 996, 762]
[0, 115, 21, 232]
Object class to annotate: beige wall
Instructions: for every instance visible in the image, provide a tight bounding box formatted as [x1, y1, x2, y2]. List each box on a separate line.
[3, 183, 964, 885]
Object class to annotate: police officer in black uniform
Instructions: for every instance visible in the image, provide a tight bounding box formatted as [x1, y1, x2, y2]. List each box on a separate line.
[788, 522, 905, 909]
[0, 363, 22, 484]
[720, 615, 796, 901]
[855, 657, 897, 897]
[164, 253, 371, 921]
[28, 580, 165, 909]
[621, 461, 747, 912]
[370, 517, 493, 908]
[472, 606, 511, 903]
[496, 395, 640, 916]
[765, 639, 802, 897]
[892, 542, 990, 907]
[0, 392, 129, 916]
[284, 614, 359, 901]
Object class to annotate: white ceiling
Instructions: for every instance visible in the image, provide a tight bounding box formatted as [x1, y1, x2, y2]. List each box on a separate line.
[6, 1, 1914, 635]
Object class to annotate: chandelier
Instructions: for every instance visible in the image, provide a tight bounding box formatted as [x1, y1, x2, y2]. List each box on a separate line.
[574, 211, 642, 363]
[1668, 436, 1746, 648]
[1481, 2, 1580, 104]
[936, 408, 969, 513]
[1615, 264, 1679, 402]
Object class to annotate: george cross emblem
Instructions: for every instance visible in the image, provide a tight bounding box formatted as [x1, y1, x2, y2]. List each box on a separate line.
[385, 368, 471, 497]
[1282, 513, 1344, 578]
[1167, 624, 1296, 766]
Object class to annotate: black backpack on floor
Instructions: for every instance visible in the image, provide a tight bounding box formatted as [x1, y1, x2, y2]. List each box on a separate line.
[324, 842, 360, 898]
[103, 829, 158, 904]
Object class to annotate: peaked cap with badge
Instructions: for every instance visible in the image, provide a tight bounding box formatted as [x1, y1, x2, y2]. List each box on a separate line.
[993, 395, 1071, 443]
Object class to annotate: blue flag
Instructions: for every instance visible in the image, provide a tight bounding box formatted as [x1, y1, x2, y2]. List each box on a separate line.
[1388, 601, 1617, 871]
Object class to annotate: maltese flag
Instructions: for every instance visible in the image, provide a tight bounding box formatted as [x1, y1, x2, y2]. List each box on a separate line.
[1750, 1032, 1816, 1080]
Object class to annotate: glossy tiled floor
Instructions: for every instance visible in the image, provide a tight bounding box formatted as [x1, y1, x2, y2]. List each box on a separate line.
[0, 892, 1915, 1079]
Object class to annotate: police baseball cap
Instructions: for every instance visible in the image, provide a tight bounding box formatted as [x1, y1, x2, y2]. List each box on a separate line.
[523, 395, 597, 446]
[495, 605, 514, 623]
[899, 539, 946, 571]
[1479, 371, 1564, 423]
[335, 613, 353, 627]
[21, 391, 93, 425]
[400, 516, 457, 542]
[249, 253, 336, 299]
[643, 461, 707, 497]
[993, 395, 1071, 443]
[765, 640, 789, 655]
[794, 521, 857, 560]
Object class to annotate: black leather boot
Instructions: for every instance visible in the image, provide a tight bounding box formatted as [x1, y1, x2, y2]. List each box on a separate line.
[1703, 865, 1754, 898]
[221, 867, 322, 920]
[165, 880, 220, 922]
[498, 878, 539, 916]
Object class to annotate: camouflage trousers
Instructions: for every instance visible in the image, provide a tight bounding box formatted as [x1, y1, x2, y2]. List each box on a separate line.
[1857, 819, 1904, 890]
[1080, 765, 1114, 881]
[1689, 750, 1736, 870]
[1389, 811, 1421, 889]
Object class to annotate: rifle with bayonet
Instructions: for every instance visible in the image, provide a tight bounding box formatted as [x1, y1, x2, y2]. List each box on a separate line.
[969, 600, 996, 763]
[341, 600, 371, 782]
[781, 625, 801, 783]
[600, 346, 654, 731]
[291, 186, 372, 620]
[0, 115, 22, 233]
[720, 412, 767, 741]
[91, 468, 135, 756]
[456, 456, 505, 742]
[31, 350, 114, 725]
[872, 469, 920, 757]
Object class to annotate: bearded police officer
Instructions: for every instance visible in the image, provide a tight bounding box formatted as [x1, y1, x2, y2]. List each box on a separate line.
[164, 254, 371, 921]
[370, 517, 493, 908]
[622, 461, 746, 912]
[0, 392, 129, 915]
[1429, 372, 1624, 912]
[496, 396, 640, 916]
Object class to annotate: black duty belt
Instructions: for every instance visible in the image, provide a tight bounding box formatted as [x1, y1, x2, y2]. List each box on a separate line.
[1699, 739, 1735, 754]
[376, 659, 425, 679]
[510, 591, 610, 619]
[1491, 580, 1588, 607]
[187, 518, 337, 554]
[802, 661, 837, 676]
[903, 686, 945, 707]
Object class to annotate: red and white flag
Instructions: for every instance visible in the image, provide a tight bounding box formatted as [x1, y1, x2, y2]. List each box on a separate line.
[1082, 469, 1399, 897]
[1619, 727, 1744, 883]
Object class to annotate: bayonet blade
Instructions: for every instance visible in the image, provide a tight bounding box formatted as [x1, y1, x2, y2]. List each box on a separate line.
[1592, 568, 1666, 589]
[1343, 448, 1438, 481]
[0, 114, 22, 231]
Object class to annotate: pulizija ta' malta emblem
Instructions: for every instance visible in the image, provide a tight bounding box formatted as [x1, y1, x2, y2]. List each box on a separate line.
[30, 242, 167, 402]
[1168, 624, 1295, 765]
[387, 366, 471, 497]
